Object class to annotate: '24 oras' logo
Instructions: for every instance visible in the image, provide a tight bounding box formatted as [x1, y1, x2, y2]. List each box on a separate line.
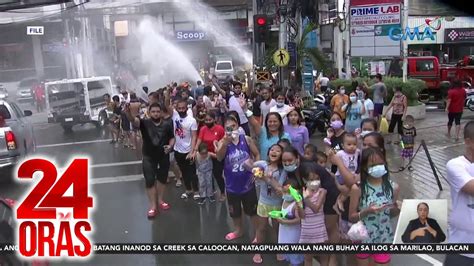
[15, 158, 94, 260]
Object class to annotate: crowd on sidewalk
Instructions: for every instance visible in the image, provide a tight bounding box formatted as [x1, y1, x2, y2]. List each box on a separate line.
[101, 73, 472, 266]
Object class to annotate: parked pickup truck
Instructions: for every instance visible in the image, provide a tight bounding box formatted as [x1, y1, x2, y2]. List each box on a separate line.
[0, 101, 35, 179]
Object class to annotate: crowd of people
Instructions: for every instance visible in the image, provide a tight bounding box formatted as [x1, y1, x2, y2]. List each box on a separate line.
[101, 75, 401, 266]
[101, 73, 471, 266]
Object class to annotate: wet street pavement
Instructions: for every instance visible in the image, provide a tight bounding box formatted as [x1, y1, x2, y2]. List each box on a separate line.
[0, 108, 471, 266]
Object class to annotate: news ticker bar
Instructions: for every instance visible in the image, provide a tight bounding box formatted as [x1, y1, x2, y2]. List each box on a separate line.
[1, 244, 473, 254]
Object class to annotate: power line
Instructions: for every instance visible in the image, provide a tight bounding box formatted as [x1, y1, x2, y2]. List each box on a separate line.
[1, 1, 85, 13]
[0, 1, 88, 25]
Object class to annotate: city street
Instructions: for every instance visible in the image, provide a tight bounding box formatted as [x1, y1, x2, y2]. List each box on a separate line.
[0, 108, 468, 266]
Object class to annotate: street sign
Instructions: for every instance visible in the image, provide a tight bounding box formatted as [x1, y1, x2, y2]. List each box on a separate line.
[287, 42, 297, 69]
[273, 49, 290, 67]
[302, 58, 314, 95]
[256, 71, 271, 81]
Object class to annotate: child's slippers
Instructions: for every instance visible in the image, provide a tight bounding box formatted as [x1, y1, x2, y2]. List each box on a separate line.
[253, 254, 263, 264]
[225, 232, 242, 241]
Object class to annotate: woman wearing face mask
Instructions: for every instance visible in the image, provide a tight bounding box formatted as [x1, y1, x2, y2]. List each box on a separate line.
[282, 146, 340, 266]
[360, 118, 378, 137]
[342, 92, 365, 133]
[216, 114, 260, 242]
[194, 111, 226, 201]
[357, 118, 378, 149]
[349, 147, 400, 266]
[270, 92, 293, 125]
[383, 86, 407, 144]
[330, 86, 349, 123]
[285, 109, 310, 157]
[326, 112, 346, 173]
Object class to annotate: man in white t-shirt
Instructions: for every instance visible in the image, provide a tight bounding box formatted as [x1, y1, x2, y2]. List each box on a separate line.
[259, 87, 276, 125]
[445, 121, 474, 266]
[320, 75, 330, 93]
[173, 99, 199, 200]
[228, 82, 250, 135]
[270, 92, 293, 125]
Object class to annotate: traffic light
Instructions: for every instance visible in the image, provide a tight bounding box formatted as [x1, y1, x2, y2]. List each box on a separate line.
[254, 14, 269, 43]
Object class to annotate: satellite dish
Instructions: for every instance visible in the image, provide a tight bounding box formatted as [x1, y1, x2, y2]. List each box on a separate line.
[445, 16, 455, 22]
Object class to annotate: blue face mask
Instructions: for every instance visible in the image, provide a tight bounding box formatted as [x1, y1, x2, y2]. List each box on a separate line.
[282, 194, 294, 202]
[368, 164, 387, 178]
[283, 163, 298, 173]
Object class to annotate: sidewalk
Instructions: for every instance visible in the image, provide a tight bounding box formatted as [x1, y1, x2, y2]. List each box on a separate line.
[381, 111, 472, 202]
[309, 110, 472, 202]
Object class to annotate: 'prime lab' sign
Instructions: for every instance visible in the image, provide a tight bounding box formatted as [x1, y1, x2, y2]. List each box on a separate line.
[350, 4, 401, 26]
[175, 31, 207, 41]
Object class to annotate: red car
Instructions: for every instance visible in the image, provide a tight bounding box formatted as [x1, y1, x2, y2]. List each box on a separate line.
[0, 197, 48, 266]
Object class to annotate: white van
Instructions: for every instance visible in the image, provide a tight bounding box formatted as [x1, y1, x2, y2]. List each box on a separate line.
[45, 76, 114, 132]
[214, 60, 234, 80]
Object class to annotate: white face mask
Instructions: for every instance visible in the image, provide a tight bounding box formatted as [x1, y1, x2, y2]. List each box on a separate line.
[231, 130, 239, 139]
[360, 130, 372, 137]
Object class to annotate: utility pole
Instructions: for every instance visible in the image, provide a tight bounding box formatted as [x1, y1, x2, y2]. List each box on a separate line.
[278, 0, 288, 87]
[335, 25, 343, 78]
[253, 0, 258, 91]
[62, 3, 75, 78]
[402, 0, 409, 82]
[344, 0, 351, 80]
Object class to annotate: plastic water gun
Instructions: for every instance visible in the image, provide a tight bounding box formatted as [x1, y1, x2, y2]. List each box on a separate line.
[252, 160, 267, 178]
[400, 141, 405, 149]
[268, 210, 288, 219]
[288, 185, 303, 203]
[252, 167, 264, 178]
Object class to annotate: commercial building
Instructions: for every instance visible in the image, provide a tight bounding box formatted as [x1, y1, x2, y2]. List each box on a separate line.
[0, 0, 252, 83]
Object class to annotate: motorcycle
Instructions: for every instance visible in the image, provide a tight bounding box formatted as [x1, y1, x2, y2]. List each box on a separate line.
[465, 87, 474, 111]
[302, 95, 332, 137]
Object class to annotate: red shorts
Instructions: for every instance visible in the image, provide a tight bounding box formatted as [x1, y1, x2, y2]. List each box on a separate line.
[355, 253, 391, 264]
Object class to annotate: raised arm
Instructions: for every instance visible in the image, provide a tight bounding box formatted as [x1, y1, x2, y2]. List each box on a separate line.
[124, 104, 140, 128]
[212, 79, 227, 97]
[240, 95, 261, 135]
[246, 136, 260, 161]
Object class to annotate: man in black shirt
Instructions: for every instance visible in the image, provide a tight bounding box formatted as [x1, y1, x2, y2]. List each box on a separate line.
[125, 102, 175, 219]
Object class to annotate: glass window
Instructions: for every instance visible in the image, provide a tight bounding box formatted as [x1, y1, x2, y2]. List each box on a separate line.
[18, 78, 38, 88]
[174, 22, 194, 31]
[415, 60, 434, 72]
[11, 103, 23, 118]
[163, 13, 173, 23]
[0, 105, 11, 119]
[216, 62, 232, 70]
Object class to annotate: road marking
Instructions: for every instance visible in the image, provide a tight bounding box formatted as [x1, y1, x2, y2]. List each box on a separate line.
[415, 254, 443, 266]
[37, 139, 112, 148]
[91, 174, 142, 184]
[91, 172, 175, 185]
[91, 160, 141, 168]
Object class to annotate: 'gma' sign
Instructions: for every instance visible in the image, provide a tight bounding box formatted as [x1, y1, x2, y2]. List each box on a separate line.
[389, 26, 435, 41]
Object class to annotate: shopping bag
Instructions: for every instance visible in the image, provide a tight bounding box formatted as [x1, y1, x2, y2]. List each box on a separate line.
[347, 221, 369, 241]
[379, 117, 389, 134]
